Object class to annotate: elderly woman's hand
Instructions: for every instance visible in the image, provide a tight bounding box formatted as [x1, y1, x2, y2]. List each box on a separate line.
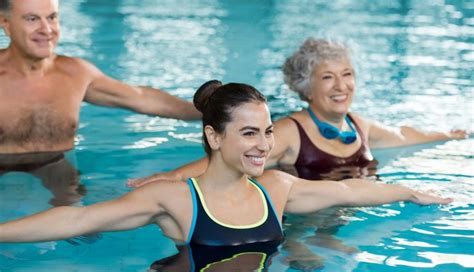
[447, 129, 469, 140]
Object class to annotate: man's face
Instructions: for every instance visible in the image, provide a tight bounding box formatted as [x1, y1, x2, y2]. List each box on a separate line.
[1, 0, 60, 60]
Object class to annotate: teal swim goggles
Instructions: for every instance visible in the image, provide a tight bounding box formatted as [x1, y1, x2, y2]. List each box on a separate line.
[307, 107, 357, 144]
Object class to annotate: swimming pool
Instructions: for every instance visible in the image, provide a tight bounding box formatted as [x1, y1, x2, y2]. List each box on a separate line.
[0, 0, 473, 271]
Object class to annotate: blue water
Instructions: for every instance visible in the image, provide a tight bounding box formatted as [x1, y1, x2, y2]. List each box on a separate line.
[1, 0, 473, 271]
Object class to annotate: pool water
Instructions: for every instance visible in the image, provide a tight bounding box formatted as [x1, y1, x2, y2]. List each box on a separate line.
[1, 0, 473, 271]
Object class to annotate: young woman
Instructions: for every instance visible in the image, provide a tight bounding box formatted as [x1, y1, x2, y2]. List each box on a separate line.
[0, 81, 451, 269]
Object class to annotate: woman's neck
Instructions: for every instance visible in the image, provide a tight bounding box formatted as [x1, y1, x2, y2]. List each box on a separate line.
[199, 156, 250, 192]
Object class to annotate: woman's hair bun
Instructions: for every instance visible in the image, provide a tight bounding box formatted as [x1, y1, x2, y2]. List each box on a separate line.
[193, 80, 222, 113]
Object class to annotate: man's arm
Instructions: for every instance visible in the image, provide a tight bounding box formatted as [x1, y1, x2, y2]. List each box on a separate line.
[81, 60, 201, 120]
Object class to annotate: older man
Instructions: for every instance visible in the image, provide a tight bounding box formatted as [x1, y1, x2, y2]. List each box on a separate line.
[0, 0, 201, 155]
[0, 0, 201, 206]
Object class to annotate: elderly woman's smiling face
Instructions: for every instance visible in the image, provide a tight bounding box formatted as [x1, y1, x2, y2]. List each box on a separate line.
[308, 58, 355, 119]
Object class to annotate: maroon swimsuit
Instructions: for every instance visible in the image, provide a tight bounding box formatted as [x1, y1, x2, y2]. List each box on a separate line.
[287, 115, 376, 180]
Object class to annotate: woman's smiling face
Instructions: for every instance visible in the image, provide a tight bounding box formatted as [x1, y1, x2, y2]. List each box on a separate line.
[216, 102, 274, 177]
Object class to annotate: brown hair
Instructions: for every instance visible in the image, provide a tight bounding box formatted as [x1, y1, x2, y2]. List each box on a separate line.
[193, 80, 266, 156]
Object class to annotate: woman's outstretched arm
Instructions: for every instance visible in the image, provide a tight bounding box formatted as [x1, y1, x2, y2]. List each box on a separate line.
[270, 170, 453, 214]
[0, 185, 164, 243]
[362, 116, 467, 149]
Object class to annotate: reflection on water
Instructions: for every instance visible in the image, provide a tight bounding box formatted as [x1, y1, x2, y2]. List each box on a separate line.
[357, 251, 474, 269]
[276, 138, 473, 271]
[279, 160, 380, 181]
[149, 241, 280, 272]
[0, 151, 85, 207]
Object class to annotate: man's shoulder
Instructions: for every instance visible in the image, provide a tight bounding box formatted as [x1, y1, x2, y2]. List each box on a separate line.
[54, 55, 99, 75]
[55, 54, 91, 67]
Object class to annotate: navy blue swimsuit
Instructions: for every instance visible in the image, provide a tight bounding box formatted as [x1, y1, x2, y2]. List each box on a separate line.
[185, 177, 284, 246]
[149, 178, 283, 271]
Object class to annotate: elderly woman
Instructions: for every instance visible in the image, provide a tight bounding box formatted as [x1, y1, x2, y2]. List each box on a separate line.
[273, 38, 466, 178]
[129, 38, 467, 185]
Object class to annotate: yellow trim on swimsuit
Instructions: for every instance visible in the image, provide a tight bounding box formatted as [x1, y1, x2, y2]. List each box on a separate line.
[200, 252, 267, 272]
[190, 177, 269, 229]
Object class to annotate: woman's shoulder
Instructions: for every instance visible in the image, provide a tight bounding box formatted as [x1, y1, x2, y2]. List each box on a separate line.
[348, 112, 372, 133]
[348, 112, 370, 124]
[274, 110, 306, 130]
[258, 170, 298, 189]
[255, 170, 297, 212]
[135, 179, 192, 201]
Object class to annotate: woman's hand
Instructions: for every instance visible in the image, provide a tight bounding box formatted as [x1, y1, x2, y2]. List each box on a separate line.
[447, 129, 468, 140]
[410, 191, 453, 205]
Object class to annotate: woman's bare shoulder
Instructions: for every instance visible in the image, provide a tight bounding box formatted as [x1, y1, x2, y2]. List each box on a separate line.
[132, 179, 192, 203]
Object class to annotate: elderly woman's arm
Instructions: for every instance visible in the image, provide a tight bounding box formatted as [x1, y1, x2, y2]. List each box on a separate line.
[352, 114, 467, 149]
[127, 157, 210, 187]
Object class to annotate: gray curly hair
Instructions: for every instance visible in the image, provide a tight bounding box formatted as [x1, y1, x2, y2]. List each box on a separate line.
[282, 38, 351, 101]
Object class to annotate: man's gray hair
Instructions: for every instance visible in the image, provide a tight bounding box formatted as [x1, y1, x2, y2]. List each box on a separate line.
[0, 0, 11, 13]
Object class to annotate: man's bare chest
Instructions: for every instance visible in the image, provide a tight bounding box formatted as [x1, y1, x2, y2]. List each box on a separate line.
[0, 83, 84, 147]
